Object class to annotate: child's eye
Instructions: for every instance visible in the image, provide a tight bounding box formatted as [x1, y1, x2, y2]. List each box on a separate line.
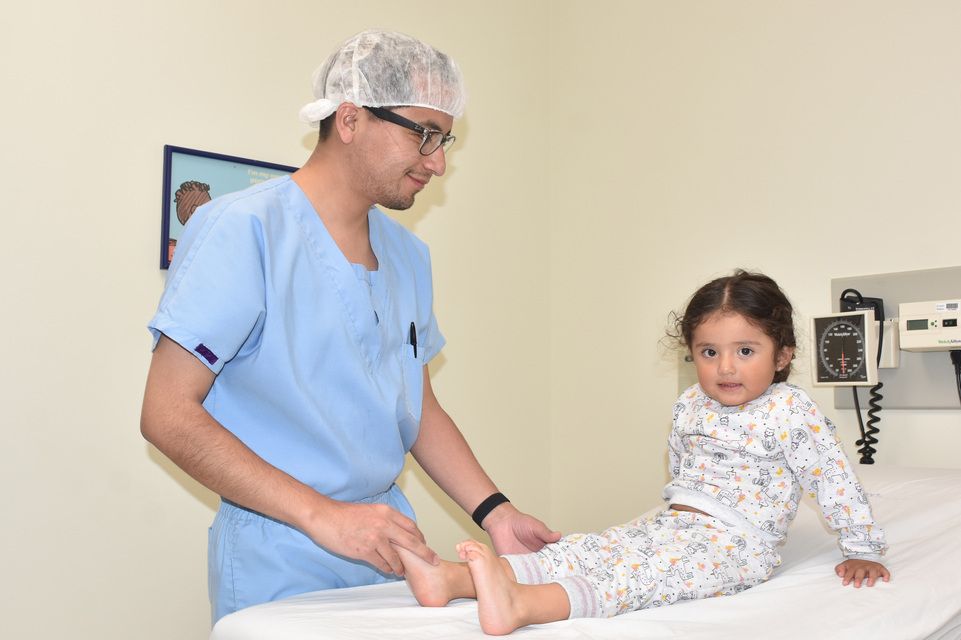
[738, 347, 754, 357]
[700, 348, 717, 358]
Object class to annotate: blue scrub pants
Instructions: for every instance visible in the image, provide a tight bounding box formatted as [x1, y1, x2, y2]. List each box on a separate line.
[208, 484, 414, 624]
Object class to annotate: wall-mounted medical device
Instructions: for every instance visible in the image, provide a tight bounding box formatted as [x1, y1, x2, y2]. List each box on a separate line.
[811, 310, 879, 387]
[828, 267, 961, 412]
[814, 290, 887, 465]
[898, 299, 961, 352]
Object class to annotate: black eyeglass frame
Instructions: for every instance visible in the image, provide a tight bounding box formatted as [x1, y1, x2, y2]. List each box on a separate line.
[364, 106, 455, 156]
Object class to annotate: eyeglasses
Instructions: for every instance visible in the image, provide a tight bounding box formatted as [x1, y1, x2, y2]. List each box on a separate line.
[364, 106, 456, 156]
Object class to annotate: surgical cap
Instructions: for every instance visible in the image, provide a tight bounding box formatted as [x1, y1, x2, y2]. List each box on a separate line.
[299, 29, 467, 126]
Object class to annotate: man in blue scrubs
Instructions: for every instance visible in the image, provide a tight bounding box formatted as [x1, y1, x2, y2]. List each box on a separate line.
[141, 29, 560, 623]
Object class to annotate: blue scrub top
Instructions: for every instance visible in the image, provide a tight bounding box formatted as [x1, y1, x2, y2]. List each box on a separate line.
[149, 176, 444, 501]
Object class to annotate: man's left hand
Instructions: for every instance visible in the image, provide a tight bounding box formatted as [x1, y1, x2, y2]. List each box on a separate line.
[482, 503, 562, 554]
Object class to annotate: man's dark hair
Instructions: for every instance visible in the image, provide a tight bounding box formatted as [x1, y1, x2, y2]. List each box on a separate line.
[318, 115, 335, 141]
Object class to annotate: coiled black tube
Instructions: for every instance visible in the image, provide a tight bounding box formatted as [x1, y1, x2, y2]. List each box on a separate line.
[841, 288, 884, 464]
[853, 382, 882, 464]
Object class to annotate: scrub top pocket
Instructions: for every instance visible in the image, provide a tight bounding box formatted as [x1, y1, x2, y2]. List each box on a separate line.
[396, 346, 424, 450]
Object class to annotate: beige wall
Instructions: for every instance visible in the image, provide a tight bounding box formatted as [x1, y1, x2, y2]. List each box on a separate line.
[545, 0, 961, 534]
[2, 1, 958, 638]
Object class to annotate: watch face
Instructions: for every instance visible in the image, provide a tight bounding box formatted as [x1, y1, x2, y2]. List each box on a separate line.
[816, 317, 868, 382]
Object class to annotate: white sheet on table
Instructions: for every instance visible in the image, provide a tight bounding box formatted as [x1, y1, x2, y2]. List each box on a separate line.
[211, 465, 961, 640]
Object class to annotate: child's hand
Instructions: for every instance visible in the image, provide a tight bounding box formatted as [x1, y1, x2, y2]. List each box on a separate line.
[835, 559, 890, 587]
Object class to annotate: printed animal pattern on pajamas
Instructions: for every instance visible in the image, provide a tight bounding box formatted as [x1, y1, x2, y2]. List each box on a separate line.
[505, 510, 779, 619]
[504, 382, 887, 620]
[664, 383, 886, 559]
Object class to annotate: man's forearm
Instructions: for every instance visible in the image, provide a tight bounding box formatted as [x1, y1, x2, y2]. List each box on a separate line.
[409, 369, 499, 516]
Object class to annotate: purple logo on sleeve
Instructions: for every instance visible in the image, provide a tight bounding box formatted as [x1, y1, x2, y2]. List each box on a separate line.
[194, 343, 219, 365]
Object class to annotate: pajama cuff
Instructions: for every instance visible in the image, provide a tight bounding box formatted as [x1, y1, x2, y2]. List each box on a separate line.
[503, 555, 601, 619]
[503, 553, 546, 585]
[556, 576, 602, 619]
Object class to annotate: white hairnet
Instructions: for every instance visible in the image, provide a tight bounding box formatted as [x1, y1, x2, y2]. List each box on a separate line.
[299, 29, 466, 126]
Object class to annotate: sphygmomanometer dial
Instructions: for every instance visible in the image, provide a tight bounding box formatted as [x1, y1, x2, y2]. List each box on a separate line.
[816, 317, 868, 383]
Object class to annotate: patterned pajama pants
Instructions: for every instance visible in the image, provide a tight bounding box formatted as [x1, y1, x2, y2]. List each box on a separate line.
[504, 509, 780, 619]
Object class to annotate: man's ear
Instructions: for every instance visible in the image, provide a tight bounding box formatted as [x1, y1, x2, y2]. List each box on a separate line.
[334, 102, 361, 144]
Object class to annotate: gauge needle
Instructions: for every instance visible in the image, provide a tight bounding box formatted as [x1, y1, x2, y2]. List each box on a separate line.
[840, 349, 846, 374]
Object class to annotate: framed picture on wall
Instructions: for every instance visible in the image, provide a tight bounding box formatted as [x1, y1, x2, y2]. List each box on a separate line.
[160, 145, 298, 269]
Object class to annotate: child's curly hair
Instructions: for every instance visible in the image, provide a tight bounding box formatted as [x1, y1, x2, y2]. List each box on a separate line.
[669, 270, 797, 383]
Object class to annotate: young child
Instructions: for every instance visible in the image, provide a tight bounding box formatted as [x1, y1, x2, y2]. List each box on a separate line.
[397, 270, 890, 635]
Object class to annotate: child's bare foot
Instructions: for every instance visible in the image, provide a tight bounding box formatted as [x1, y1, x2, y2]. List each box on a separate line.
[394, 544, 472, 607]
[457, 539, 525, 636]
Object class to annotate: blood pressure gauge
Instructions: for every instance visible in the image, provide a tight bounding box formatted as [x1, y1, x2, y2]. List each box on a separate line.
[811, 311, 878, 387]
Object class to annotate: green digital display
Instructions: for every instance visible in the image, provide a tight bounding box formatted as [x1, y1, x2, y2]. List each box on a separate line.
[906, 319, 928, 331]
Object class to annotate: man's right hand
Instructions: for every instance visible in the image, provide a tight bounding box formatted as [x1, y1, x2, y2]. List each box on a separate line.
[302, 499, 439, 576]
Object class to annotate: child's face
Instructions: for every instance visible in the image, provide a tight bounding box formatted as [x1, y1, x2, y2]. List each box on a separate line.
[690, 311, 794, 407]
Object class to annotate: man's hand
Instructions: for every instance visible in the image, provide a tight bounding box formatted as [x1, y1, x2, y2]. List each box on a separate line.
[835, 559, 891, 587]
[481, 503, 562, 555]
[303, 500, 439, 577]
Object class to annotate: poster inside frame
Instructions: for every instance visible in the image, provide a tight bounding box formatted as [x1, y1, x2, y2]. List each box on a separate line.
[160, 145, 297, 269]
